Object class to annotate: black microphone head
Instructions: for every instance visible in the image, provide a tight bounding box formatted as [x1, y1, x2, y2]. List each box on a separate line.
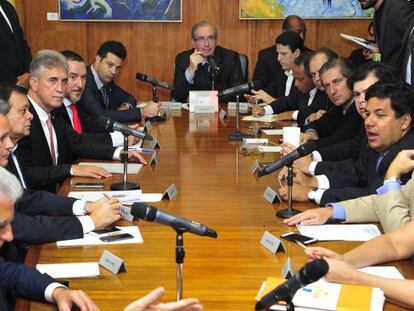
[299, 258, 329, 284]
[136, 72, 147, 81]
[97, 116, 113, 132]
[131, 202, 157, 221]
[297, 140, 318, 157]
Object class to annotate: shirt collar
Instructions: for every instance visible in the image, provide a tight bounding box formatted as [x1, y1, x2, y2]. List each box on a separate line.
[27, 95, 50, 124]
[0, 5, 13, 32]
[90, 65, 105, 90]
[63, 98, 72, 108]
[309, 87, 317, 98]
[284, 70, 293, 77]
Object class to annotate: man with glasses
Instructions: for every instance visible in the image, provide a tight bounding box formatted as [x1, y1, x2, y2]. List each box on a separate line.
[172, 20, 244, 103]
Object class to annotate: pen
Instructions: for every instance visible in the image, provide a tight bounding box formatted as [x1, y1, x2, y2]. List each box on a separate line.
[103, 193, 111, 200]
[296, 241, 320, 259]
[128, 147, 155, 154]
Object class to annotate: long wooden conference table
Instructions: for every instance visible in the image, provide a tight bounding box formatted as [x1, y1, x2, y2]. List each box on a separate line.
[18, 110, 412, 310]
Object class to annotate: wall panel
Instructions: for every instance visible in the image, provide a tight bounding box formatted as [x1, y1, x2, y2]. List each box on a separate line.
[18, 0, 370, 101]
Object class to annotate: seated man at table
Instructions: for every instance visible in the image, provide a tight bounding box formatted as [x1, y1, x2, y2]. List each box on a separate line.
[305, 220, 414, 308]
[279, 81, 414, 206]
[251, 51, 327, 128]
[171, 20, 244, 103]
[284, 149, 414, 233]
[78, 40, 159, 123]
[15, 49, 146, 193]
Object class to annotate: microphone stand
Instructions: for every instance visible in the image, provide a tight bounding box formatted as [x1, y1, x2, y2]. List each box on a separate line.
[175, 230, 185, 301]
[110, 134, 140, 191]
[228, 94, 253, 141]
[151, 85, 159, 103]
[276, 165, 300, 218]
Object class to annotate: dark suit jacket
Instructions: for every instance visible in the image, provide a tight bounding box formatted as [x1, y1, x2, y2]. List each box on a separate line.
[316, 129, 414, 205]
[172, 45, 244, 103]
[374, 0, 414, 76]
[0, 0, 31, 84]
[16, 102, 116, 192]
[0, 256, 55, 310]
[305, 102, 364, 148]
[77, 66, 141, 123]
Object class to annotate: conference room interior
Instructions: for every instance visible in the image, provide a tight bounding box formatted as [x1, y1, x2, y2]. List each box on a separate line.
[5, 1, 414, 310]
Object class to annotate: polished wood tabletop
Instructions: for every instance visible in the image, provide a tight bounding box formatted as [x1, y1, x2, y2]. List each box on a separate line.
[19, 110, 412, 310]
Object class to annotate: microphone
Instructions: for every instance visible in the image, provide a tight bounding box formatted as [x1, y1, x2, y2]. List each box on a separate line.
[99, 117, 153, 141]
[217, 80, 261, 97]
[131, 203, 218, 238]
[136, 72, 173, 90]
[258, 141, 317, 177]
[255, 258, 329, 310]
[207, 55, 219, 74]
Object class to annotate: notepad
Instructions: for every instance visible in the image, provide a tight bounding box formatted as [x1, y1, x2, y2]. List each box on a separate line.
[261, 129, 283, 135]
[242, 115, 275, 122]
[36, 262, 100, 278]
[297, 224, 381, 241]
[68, 190, 142, 203]
[258, 146, 282, 153]
[78, 162, 143, 174]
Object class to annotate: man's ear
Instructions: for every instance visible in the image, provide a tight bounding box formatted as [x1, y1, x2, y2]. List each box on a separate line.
[29, 76, 38, 92]
[401, 114, 412, 131]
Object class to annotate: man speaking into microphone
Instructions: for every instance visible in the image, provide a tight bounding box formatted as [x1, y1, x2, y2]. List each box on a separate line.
[172, 20, 245, 103]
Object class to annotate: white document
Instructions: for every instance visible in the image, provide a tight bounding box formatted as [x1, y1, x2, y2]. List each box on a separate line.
[242, 115, 275, 122]
[78, 162, 143, 174]
[262, 129, 283, 135]
[258, 146, 282, 153]
[68, 190, 142, 203]
[340, 33, 377, 50]
[359, 266, 404, 280]
[36, 262, 100, 278]
[129, 140, 144, 149]
[297, 224, 381, 241]
[57, 226, 143, 247]
[140, 193, 163, 202]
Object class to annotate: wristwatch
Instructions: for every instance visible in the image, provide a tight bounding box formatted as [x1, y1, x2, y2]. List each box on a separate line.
[383, 176, 401, 185]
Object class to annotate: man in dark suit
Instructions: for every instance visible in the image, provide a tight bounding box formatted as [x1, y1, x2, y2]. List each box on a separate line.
[0, 166, 99, 310]
[15, 50, 146, 192]
[0, 0, 31, 87]
[252, 15, 308, 98]
[171, 20, 244, 103]
[358, 0, 414, 79]
[78, 40, 159, 123]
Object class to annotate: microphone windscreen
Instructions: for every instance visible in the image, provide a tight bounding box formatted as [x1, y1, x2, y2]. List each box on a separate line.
[297, 140, 318, 157]
[136, 72, 146, 81]
[131, 203, 157, 221]
[300, 258, 329, 283]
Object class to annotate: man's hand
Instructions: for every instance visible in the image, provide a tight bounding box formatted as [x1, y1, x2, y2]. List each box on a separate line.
[142, 101, 160, 118]
[301, 131, 318, 143]
[52, 287, 99, 311]
[307, 110, 326, 123]
[283, 207, 333, 226]
[292, 170, 318, 188]
[249, 89, 275, 104]
[128, 150, 148, 164]
[273, 111, 294, 121]
[188, 51, 205, 74]
[278, 184, 312, 201]
[386, 150, 414, 178]
[123, 287, 203, 311]
[304, 246, 343, 261]
[324, 257, 361, 285]
[118, 103, 132, 111]
[127, 125, 142, 146]
[16, 72, 30, 88]
[72, 165, 112, 178]
[251, 105, 265, 117]
[89, 197, 121, 229]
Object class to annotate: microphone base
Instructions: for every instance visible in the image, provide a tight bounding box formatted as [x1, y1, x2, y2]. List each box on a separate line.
[276, 208, 301, 219]
[228, 131, 253, 141]
[110, 182, 140, 191]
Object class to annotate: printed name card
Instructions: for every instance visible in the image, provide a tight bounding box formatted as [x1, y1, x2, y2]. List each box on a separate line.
[219, 109, 229, 121]
[189, 91, 219, 112]
[227, 102, 249, 112]
[281, 257, 296, 279]
[260, 231, 286, 254]
[144, 121, 152, 132]
[160, 102, 182, 110]
[263, 186, 282, 204]
[162, 183, 178, 200]
[99, 250, 127, 274]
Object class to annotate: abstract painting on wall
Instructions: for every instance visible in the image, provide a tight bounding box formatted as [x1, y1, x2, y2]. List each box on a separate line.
[240, 0, 374, 19]
[60, 0, 182, 22]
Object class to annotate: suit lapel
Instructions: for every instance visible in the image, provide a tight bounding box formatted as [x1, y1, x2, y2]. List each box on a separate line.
[29, 104, 54, 165]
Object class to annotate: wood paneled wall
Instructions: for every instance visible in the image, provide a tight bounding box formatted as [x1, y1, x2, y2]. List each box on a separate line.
[17, 0, 370, 101]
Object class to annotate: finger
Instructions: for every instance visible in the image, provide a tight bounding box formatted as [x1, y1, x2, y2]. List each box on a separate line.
[133, 287, 165, 308]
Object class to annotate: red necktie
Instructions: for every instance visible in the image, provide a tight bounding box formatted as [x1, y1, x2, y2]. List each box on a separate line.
[69, 103, 82, 134]
[46, 116, 57, 165]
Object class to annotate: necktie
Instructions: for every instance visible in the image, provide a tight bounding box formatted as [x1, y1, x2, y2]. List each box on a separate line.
[100, 85, 110, 109]
[46, 116, 57, 165]
[376, 154, 384, 172]
[69, 103, 82, 134]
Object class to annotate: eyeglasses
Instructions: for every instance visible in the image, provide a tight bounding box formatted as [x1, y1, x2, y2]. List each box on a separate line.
[323, 77, 346, 90]
[194, 35, 216, 43]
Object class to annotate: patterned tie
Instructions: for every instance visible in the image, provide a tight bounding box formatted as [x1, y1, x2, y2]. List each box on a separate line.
[100, 85, 110, 109]
[69, 103, 82, 134]
[376, 154, 384, 172]
[46, 116, 57, 165]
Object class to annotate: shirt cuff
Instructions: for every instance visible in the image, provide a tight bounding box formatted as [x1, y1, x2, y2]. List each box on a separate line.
[72, 200, 87, 216]
[308, 161, 318, 176]
[315, 175, 330, 189]
[313, 189, 325, 205]
[77, 216, 96, 234]
[376, 182, 401, 195]
[312, 151, 322, 162]
[110, 131, 124, 147]
[70, 166, 73, 176]
[264, 105, 274, 115]
[292, 110, 299, 120]
[112, 147, 122, 160]
[328, 202, 346, 221]
[44, 283, 67, 303]
[185, 68, 195, 84]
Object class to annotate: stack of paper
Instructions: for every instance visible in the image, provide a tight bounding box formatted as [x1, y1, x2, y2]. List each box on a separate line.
[297, 224, 381, 241]
[242, 115, 275, 122]
[78, 162, 143, 174]
[36, 262, 100, 278]
[68, 190, 142, 203]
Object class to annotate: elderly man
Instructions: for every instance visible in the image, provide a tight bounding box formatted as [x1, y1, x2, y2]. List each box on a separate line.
[172, 20, 244, 103]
